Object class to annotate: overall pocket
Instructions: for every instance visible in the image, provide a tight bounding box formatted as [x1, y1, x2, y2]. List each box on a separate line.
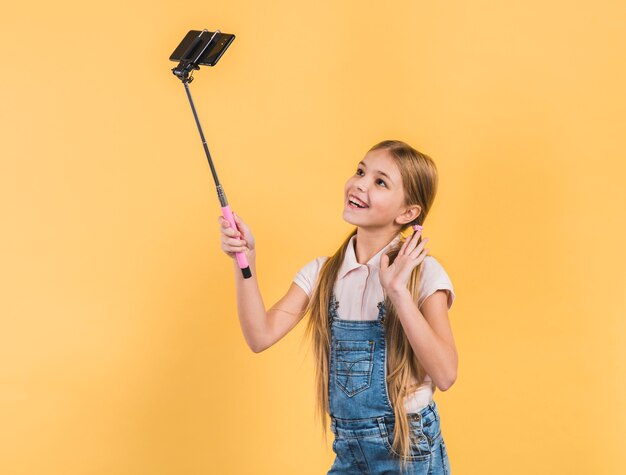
[380, 415, 441, 463]
[335, 339, 375, 397]
[382, 421, 432, 463]
[420, 415, 442, 446]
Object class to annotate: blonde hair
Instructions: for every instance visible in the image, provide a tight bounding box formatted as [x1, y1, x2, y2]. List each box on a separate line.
[302, 139, 439, 470]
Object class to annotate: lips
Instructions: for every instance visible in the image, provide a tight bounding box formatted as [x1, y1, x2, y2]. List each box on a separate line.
[347, 194, 369, 209]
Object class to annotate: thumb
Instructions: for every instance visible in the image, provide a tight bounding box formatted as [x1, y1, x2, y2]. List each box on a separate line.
[233, 212, 245, 230]
[380, 253, 389, 269]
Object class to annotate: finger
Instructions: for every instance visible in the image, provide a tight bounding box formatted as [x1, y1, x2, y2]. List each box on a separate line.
[398, 235, 411, 256]
[223, 235, 246, 246]
[381, 253, 389, 269]
[415, 247, 429, 265]
[222, 241, 247, 253]
[230, 236, 247, 246]
[405, 231, 421, 254]
[220, 220, 242, 238]
[219, 217, 239, 237]
[233, 212, 245, 229]
[227, 245, 248, 253]
[222, 228, 241, 239]
[233, 213, 249, 235]
[219, 217, 230, 228]
[408, 238, 429, 259]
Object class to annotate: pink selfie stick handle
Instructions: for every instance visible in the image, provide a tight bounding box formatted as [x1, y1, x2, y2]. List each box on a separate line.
[221, 205, 252, 279]
[176, 72, 251, 279]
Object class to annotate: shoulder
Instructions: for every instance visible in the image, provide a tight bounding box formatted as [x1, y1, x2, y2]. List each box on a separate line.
[418, 255, 456, 310]
[293, 256, 329, 297]
[421, 255, 452, 280]
[298, 256, 329, 276]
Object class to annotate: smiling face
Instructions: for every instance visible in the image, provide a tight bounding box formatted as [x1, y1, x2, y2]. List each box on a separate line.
[343, 148, 418, 230]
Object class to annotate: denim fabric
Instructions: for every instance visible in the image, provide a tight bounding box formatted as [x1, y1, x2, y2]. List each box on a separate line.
[327, 294, 451, 474]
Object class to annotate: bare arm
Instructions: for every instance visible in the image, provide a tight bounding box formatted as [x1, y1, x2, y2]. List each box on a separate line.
[387, 288, 458, 390]
[380, 229, 457, 390]
[220, 215, 310, 353]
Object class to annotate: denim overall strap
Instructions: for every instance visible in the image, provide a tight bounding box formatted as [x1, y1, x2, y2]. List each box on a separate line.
[328, 293, 395, 420]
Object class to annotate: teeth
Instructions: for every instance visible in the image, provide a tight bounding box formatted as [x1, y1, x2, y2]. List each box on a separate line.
[349, 196, 367, 208]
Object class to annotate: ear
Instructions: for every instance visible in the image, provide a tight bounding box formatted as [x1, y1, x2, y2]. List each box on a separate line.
[395, 204, 421, 226]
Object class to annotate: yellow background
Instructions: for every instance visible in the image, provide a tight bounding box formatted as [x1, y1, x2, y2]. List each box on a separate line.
[1, 1, 625, 474]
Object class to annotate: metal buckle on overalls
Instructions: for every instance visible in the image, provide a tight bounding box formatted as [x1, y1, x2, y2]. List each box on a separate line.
[377, 300, 386, 323]
[376, 417, 388, 437]
[328, 295, 340, 324]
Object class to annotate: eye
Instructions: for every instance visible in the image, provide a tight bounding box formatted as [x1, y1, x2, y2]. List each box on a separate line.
[356, 168, 387, 188]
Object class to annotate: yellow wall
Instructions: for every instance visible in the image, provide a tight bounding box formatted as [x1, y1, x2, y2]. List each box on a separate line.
[1, 1, 625, 473]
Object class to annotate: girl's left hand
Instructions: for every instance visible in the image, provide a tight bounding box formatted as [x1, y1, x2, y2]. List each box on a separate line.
[380, 231, 429, 294]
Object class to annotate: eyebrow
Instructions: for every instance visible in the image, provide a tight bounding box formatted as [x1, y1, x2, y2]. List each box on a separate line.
[358, 161, 395, 184]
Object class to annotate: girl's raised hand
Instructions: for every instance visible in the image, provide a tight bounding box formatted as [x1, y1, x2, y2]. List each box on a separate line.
[379, 230, 429, 294]
[218, 212, 256, 260]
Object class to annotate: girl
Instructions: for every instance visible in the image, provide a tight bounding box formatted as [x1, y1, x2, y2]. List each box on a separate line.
[218, 140, 456, 474]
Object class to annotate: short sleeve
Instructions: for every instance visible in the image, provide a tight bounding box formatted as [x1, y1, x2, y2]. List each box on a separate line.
[293, 256, 329, 297]
[417, 256, 455, 310]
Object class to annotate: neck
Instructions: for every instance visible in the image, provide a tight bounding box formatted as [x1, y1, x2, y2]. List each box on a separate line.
[353, 227, 400, 264]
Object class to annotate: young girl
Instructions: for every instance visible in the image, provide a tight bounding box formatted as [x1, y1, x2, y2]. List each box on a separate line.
[218, 140, 456, 474]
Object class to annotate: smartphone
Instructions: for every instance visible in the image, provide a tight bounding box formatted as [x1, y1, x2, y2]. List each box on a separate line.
[169, 30, 235, 67]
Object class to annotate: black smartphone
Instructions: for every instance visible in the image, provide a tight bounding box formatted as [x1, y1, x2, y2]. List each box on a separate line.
[169, 30, 235, 67]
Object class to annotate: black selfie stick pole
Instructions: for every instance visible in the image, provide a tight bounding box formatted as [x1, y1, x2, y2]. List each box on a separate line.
[172, 30, 252, 279]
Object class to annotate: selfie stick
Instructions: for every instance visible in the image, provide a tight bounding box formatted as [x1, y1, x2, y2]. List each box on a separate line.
[171, 29, 251, 279]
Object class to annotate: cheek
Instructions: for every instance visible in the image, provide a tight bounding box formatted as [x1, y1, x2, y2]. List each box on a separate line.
[344, 178, 355, 192]
[371, 193, 397, 212]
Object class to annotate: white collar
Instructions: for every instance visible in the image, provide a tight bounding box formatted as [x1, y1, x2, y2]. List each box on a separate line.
[337, 233, 402, 280]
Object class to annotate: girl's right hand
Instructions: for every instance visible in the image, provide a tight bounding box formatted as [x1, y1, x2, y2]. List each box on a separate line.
[218, 213, 256, 259]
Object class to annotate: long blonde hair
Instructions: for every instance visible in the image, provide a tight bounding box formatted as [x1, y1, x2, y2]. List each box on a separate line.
[303, 139, 439, 468]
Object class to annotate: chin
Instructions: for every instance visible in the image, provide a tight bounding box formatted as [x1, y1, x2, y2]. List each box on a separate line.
[342, 210, 358, 226]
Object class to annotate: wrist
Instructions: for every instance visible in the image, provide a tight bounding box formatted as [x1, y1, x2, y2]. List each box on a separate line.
[233, 249, 256, 265]
[385, 286, 411, 301]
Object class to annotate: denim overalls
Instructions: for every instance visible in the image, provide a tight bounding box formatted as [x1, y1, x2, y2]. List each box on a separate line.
[327, 293, 451, 474]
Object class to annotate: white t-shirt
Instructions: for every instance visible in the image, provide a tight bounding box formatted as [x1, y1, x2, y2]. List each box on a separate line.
[293, 233, 455, 412]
